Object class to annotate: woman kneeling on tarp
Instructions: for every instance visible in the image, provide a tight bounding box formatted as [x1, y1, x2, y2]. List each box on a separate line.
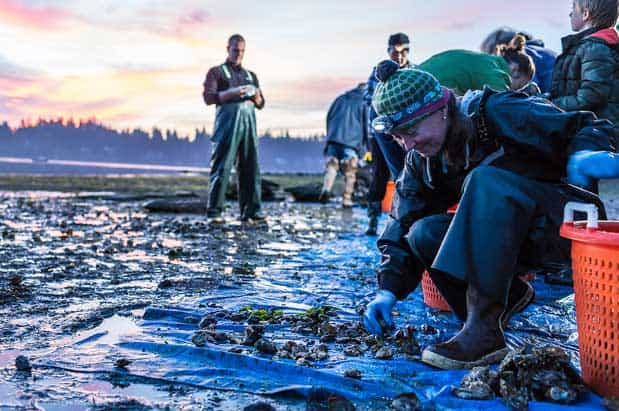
[362, 60, 615, 370]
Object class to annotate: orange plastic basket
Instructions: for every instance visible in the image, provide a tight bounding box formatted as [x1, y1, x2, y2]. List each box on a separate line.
[382, 181, 395, 213]
[421, 271, 452, 311]
[560, 202, 619, 397]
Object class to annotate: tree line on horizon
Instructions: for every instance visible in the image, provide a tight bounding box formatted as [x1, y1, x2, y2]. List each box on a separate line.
[0, 119, 327, 173]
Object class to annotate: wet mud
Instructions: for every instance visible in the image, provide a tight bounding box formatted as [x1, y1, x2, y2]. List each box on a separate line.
[0, 190, 617, 410]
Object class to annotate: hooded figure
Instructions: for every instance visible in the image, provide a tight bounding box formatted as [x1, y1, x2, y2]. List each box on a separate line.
[320, 83, 369, 207]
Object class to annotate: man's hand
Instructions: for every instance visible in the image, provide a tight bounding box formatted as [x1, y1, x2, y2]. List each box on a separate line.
[218, 86, 244, 104]
[250, 87, 264, 108]
[363, 289, 396, 336]
[568, 150, 619, 187]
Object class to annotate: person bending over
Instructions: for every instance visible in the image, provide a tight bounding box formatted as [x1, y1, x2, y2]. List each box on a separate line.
[363, 60, 614, 370]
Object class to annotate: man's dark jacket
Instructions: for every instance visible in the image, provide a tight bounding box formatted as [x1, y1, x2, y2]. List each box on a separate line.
[325, 85, 368, 155]
[377, 88, 614, 298]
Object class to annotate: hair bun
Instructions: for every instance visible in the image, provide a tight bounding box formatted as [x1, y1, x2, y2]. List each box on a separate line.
[509, 34, 526, 51]
[375, 59, 400, 82]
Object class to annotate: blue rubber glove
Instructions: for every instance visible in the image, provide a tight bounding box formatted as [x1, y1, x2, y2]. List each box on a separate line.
[568, 150, 619, 187]
[363, 289, 397, 336]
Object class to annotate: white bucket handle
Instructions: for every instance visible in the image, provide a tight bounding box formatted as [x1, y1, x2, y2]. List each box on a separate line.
[563, 202, 599, 229]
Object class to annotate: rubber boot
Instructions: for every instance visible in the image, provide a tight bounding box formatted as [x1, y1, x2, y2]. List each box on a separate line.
[421, 286, 508, 370]
[320, 157, 339, 203]
[366, 201, 381, 235]
[341, 157, 358, 208]
[432, 272, 535, 327]
[502, 276, 535, 328]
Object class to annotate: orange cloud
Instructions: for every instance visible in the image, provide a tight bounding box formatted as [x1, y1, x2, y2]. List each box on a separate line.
[0, 0, 76, 30]
[0, 62, 206, 133]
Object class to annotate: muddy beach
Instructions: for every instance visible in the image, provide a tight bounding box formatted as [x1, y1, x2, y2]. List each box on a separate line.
[0, 178, 618, 410]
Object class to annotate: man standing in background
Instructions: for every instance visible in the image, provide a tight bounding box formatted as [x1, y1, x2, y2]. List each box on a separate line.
[203, 34, 266, 224]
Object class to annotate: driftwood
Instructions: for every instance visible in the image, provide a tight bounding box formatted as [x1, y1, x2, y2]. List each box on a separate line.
[144, 178, 285, 213]
[76, 191, 199, 202]
[143, 198, 206, 214]
[225, 178, 283, 201]
[285, 183, 323, 202]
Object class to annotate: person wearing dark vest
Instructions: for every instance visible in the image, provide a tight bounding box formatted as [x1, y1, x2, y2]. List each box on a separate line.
[202, 34, 265, 224]
[364, 32, 413, 235]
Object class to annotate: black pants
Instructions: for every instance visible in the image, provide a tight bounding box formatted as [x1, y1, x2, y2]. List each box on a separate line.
[367, 137, 390, 204]
[406, 166, 600, 306]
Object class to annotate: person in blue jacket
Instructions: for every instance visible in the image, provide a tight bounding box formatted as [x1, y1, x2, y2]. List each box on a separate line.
[319, 83, 368, 207]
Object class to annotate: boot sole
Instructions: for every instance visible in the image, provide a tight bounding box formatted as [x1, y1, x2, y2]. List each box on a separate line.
[501, 282, 535, 328]
[421, 346, 509, 370]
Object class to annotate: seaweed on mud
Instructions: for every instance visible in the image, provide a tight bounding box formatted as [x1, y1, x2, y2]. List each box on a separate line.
[453, 346, 587, 409]
[240, 306, 284, 322]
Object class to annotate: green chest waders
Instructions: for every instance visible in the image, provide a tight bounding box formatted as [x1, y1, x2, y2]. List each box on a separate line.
[207, 65, 262, 219]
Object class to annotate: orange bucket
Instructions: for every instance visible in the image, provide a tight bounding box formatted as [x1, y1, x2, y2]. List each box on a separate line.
[560, 202, 619, 397]
[421, 203, 457, 312]
[421, 271, 452, 311]
[382, 181, 395, 213]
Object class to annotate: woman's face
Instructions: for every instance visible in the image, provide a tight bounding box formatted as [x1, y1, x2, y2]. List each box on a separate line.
[392, 109, 449, 157]
[509, 62, 531, 90]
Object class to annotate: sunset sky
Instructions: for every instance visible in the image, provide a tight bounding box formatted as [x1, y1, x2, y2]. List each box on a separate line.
[0, 0, 574, 136]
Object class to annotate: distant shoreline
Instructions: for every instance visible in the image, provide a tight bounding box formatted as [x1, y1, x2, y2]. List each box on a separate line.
[0, 156, 211, 173]
[0, 174, 323, 196]
[0, 156, 324, 176]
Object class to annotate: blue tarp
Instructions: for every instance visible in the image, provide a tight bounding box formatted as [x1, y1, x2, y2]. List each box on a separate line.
[35, 218, 605, 409]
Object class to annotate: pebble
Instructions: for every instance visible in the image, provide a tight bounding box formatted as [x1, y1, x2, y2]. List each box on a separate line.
[344, 369, 362, 379]
[254, 338, 277, 355]
[375, 346, 393, 360]
[15, 355, 31, 372]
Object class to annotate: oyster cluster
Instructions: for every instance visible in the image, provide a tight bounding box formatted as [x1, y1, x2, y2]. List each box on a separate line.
[453, 346, 587, 409]
[192, 305, 423, 370]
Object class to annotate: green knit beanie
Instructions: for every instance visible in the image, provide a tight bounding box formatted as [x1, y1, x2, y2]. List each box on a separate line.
[372, 60, 447, 131]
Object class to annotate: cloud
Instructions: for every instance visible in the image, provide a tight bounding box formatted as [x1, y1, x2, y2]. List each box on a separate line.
[269, 76, 363, 112]
[177, 9, 209, 26]
[0, 0, 77, 30]
[0, 54, 40, 81]
[1, 92, 125, 118]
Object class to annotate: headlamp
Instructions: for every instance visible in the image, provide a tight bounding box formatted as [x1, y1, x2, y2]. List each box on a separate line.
[371, 116, 395, 134]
